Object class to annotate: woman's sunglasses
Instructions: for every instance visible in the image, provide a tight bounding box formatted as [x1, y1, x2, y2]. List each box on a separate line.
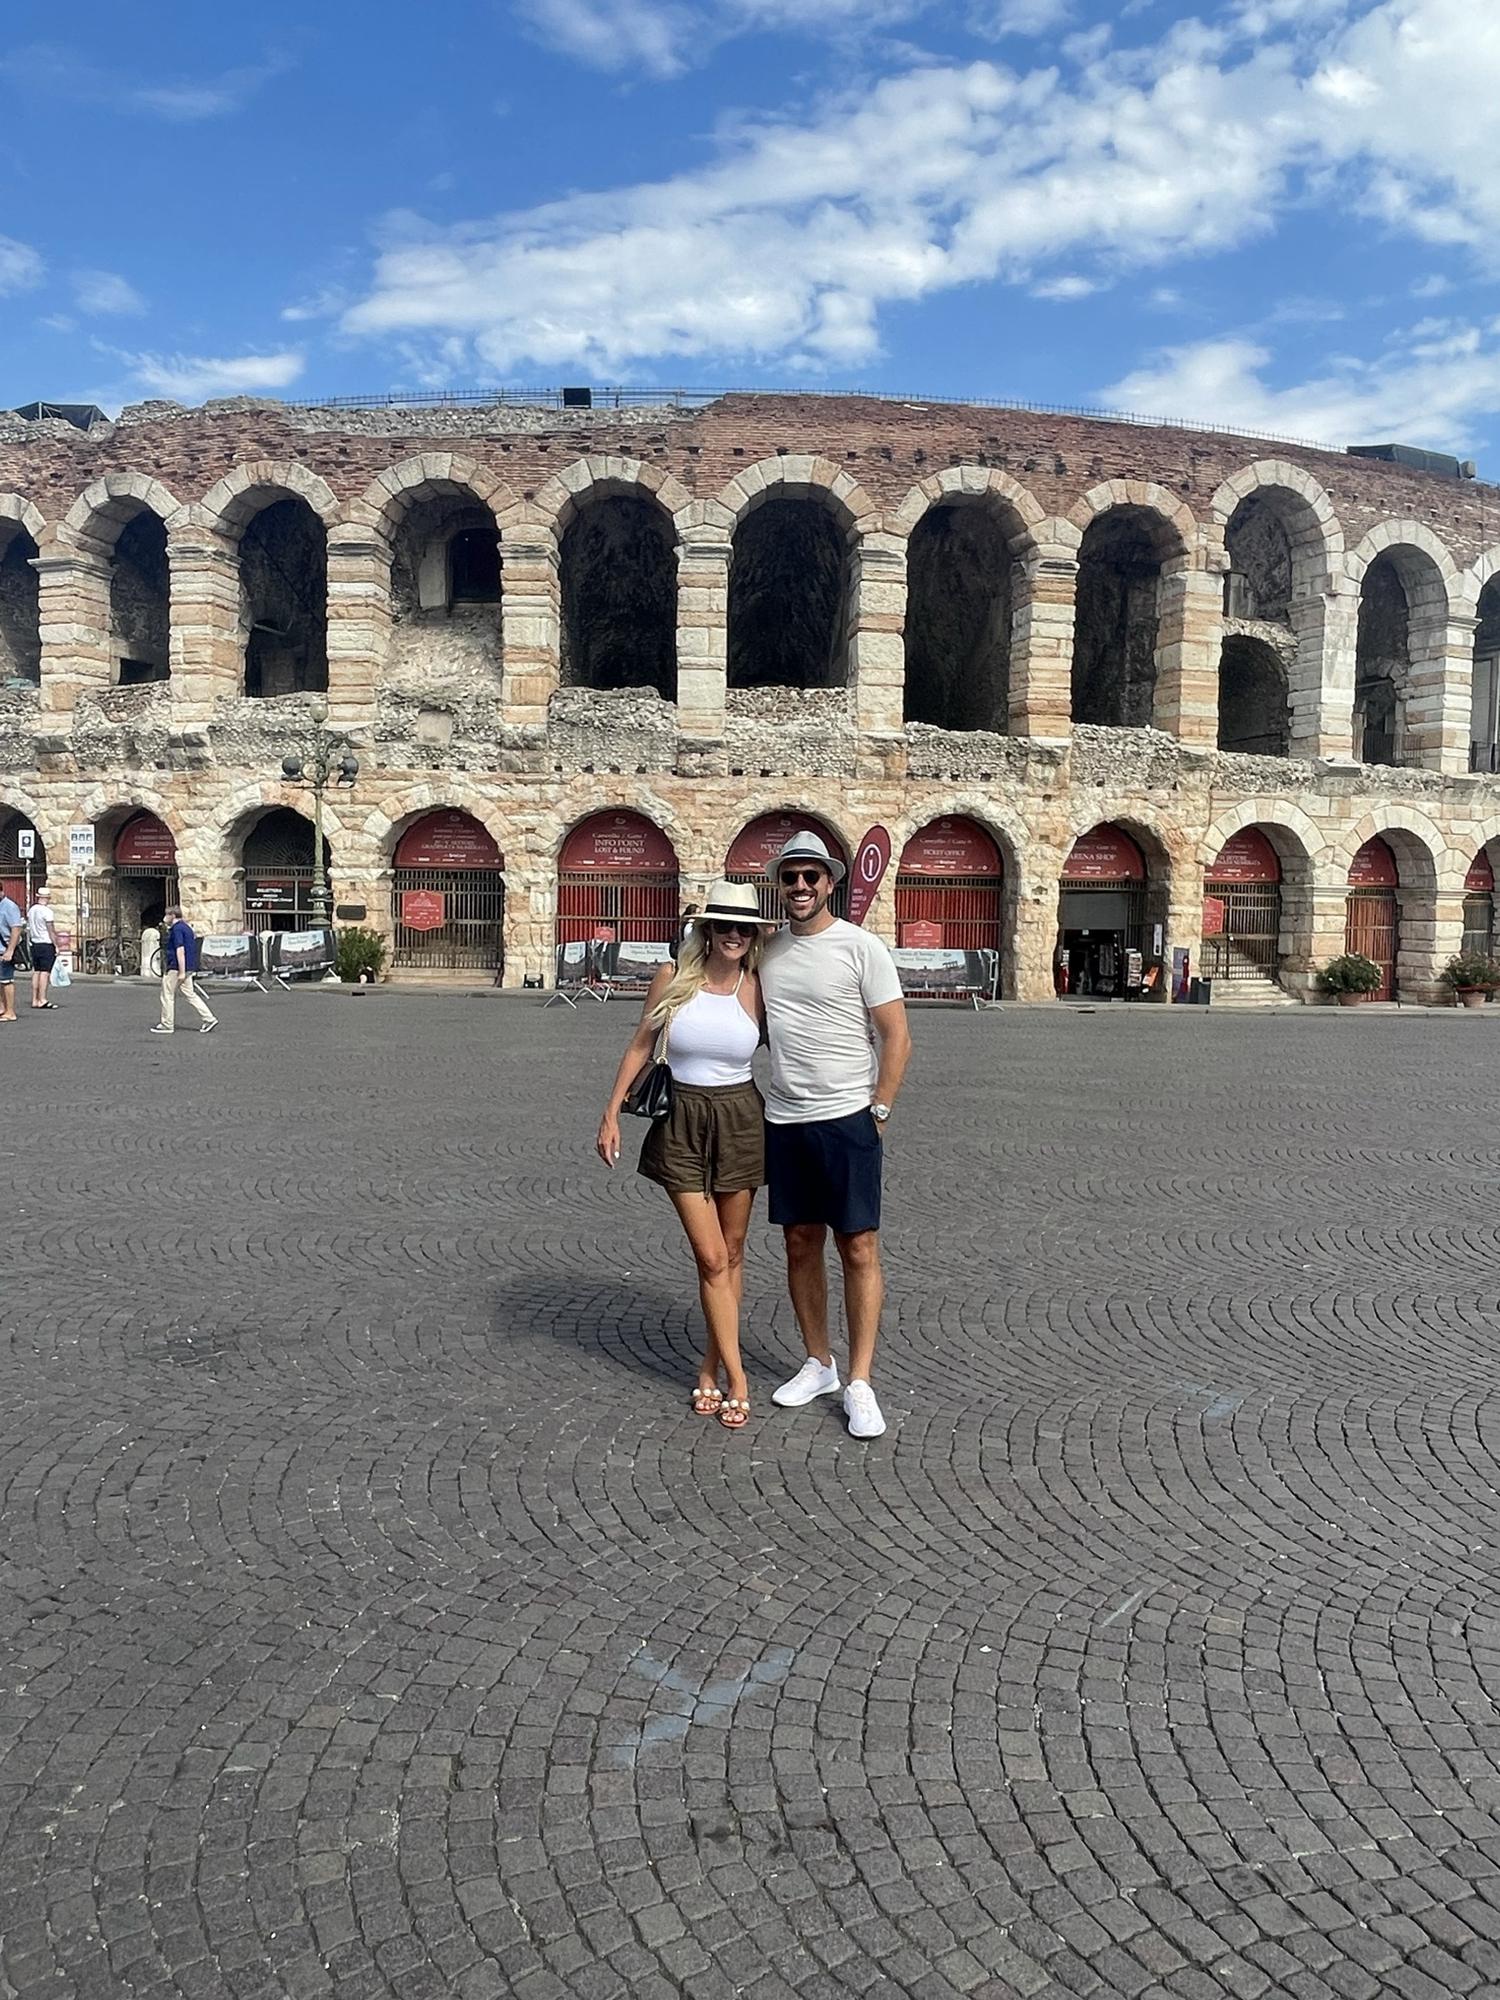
[707, 920, 754, 936]
[779, 869, 827, 887]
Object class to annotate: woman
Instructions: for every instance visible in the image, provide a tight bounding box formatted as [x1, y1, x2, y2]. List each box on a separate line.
[597, 880, 774, 1429]
[27, 887, 58, 1010]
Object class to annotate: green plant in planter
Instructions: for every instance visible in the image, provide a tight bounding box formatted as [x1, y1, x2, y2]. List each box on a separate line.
[1439, 953, 1500, 991]
[335, 926, 389, 984]
[1316, 953, 1383, 996]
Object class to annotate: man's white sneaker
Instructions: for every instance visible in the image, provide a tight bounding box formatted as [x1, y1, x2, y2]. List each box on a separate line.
[772, 1357, 841, 1407]
[843, 1380, 887, 1440]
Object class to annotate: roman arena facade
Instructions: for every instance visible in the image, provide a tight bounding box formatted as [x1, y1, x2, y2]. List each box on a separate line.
[4, 389, 1500, 1000]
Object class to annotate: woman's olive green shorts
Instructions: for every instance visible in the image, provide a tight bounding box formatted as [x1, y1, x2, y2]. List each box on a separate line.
[638, 1080, 766, 1196]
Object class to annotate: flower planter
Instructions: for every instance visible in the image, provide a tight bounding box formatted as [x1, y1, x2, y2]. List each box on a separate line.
[1458, 988, 1489, 1009]
[1337, 992, 1367, 1007]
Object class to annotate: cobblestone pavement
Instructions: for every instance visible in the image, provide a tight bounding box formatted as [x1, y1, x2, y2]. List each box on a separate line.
[6, 988, 1500, 2000]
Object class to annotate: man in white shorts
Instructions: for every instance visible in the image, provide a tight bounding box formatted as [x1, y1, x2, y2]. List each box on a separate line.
[759, 831, 911, 1439]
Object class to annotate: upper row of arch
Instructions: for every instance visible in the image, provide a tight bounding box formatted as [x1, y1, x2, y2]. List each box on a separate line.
[3, 452, 1498, 604]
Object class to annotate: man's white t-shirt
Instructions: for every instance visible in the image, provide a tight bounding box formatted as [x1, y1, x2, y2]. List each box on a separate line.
[27, 901, 54, 944]
[760, 919, 904, 1124]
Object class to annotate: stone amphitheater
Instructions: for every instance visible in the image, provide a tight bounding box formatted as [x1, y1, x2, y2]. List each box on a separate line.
[3, 388, 1500, 999]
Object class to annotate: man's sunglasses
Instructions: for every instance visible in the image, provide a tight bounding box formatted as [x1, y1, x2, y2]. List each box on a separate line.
[779, 869, 828, 887]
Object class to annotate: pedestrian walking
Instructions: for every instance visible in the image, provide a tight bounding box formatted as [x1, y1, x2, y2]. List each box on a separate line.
[0, 886, 22, 1023]
[151, 905, 218, 1035]
[27, 887, 59, 1010]
[596, 881, 776, 1429]
[760, 832, 911, 1440]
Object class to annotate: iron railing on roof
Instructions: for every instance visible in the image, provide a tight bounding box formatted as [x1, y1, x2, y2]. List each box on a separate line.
[290, 384, 1342, 454]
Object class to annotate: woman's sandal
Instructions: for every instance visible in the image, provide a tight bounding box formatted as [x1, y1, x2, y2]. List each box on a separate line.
[718, 1397, 750, 1430]
[691, 1385, 723, 1416]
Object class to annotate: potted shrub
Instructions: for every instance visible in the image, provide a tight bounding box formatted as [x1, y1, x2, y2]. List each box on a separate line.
[1316, 953, 1383, 1006]
[1439, 953, 1500, 1009]
[335, 925, 389, 985]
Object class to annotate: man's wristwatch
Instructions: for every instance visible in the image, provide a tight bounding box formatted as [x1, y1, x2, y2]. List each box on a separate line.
[871, 1102, 891, 1124]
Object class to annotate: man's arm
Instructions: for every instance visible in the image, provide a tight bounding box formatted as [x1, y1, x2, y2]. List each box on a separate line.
[869, 997, 911, 1113]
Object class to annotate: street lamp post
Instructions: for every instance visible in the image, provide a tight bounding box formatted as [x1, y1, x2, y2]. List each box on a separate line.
[280, 696, 358, 932]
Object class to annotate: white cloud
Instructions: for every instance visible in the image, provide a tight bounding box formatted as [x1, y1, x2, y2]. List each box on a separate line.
[343, 0, 1500, 383]
[517, 0, 921, 76]
[2, 44, 290, 121]
[119, 350, 306, 401]
[972, 0, 1072, 37]
[1101, 325, 1500, 454]
[1032, 273, 1097, 300]
[0, 236, 45, 296]
[71, 269, 145, 316]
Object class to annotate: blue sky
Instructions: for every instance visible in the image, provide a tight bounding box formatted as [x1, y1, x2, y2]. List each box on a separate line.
[3, 0, 1499, 457]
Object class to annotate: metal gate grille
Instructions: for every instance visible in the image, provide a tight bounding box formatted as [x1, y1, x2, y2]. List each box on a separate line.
[394, 868, 504, 970]
[76, 868, 178, 974]
[1345, 888, 1398, 1000]
[894, 875, 1003, 952]
[1462, 891, 1494, 959]
[726, 870, 849, 923]
[557, 872, 680, 947]
[1202, 881, 1281, 982]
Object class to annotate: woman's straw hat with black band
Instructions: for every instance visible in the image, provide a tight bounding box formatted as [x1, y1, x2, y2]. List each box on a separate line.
[697, 879, 778, 926]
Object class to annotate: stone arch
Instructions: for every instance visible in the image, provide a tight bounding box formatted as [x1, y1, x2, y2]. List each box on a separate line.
[1071, 500, 1188, 728]
[1349, 534, 1454, 768]
[541, 788, 698, 872]
[371, 788, 512, 872]
[553, 471, 678, 701]
[1196, 799, 1324, 873]
[1331, 808, 1445, 890]
[887, 468, 1045, 540]
[1197, 809, 1319, 995]
[350, 455, 513, 541]
[1056, 810, 1177, 998]
[713, 456, 878, 536]
[213, 784, 352, 873]
[531, 455, 692, 540]
[896, 477, 1042, 736]
[0, 495, 44, 687]
[62, 472, 185, 552]
[75, 783, 187, 845]
[889, 799, 1025, 992]
[1208, 460, 1343, 596]
[201, 461, 341, 538]
[1066, 479, 1197, 559]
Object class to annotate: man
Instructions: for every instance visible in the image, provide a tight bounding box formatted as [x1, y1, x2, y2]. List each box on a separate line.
[151, 905, 218, 1035]
[761, 831, 911, 1439]
[27, 886, 58, 1010]
[0, 885, 22, 1023]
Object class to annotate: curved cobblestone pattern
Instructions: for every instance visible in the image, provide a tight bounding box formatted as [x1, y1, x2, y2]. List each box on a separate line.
[7, 995, 1500, 1999]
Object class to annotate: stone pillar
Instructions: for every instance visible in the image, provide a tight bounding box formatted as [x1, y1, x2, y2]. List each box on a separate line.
[325, 532, 389, 726]
[1013, 881, 1062, 1002]
[1154, 562, 1220, 746]
[675, 529, 728, 772]
[848, 532, 906, 765]
[503, 860, 553, 988]
[500, 536, 560, 728]
[1405, 615, 1475, 775]
[34, 552, 112, 715]
[1009, 552, 1076, 740]
[1307, 882, 1350, 994]
[1396, 884, 1459, 1002]
[166, 531, 241, 718]
[1288, 589, 1358, 761]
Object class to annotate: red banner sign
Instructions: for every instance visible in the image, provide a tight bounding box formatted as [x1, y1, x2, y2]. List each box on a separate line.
[1466, 849, 1495, 893]
[114, 811, 177, 867]
[900, 919, 944, 948]
[560, 811, 677, 873]
[845, 826, 893, 927]
[724, 811, 846, 876]
[898, 817, 1002, 878]
[1207, 828, 1281, 885]
[402, 890, 446, 931]
[394, 810, 502, 871]
[1063, 824, 1145, 883]
[1201, 895, 1227, 938]
[1348, 837, 1398, 888]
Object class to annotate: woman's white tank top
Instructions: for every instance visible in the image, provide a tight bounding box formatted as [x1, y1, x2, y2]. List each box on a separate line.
[666, 978, 759, 1086]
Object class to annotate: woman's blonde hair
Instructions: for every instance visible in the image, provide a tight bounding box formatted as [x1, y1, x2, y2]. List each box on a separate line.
[647, 918, 763, 1027]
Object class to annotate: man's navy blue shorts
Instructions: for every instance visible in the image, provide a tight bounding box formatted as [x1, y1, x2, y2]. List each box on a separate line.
[767, 1109, 883, 1235]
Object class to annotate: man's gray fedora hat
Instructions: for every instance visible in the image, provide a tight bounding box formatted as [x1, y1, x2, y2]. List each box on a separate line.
[769, 829, 847, 887]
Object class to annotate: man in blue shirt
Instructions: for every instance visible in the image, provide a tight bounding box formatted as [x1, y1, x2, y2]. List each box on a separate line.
[151, 905, 218, 1035]
[0, 889, 22, 1023]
